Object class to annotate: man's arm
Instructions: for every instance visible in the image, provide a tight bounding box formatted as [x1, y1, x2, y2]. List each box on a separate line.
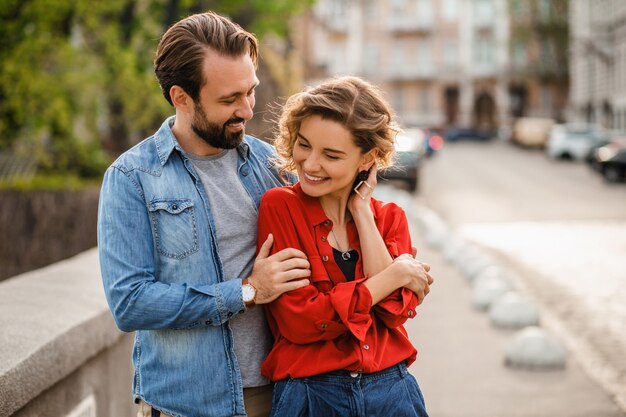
[97, 166, 309, 332]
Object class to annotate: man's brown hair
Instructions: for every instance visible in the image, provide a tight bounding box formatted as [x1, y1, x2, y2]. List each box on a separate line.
[154, 11, 258, 106]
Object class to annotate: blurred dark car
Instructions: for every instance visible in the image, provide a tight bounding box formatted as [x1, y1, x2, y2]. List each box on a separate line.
[379, 132, 422, 191]
[589, 139, 626, 182]
[406, 126, 445, 157]
[443, 126, 491, 142]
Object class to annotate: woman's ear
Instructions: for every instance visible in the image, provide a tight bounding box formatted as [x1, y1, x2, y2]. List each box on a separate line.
[360, 149, 378, 171]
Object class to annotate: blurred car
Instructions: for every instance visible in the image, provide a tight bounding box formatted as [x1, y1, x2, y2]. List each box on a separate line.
[546, 123, 609, 161]
[379, 131, 422, 191]
[589, 139, 626, 182]
[511, 117, 555, 147]
[443, 126, 491, 142]
[406, 126, 445, 157]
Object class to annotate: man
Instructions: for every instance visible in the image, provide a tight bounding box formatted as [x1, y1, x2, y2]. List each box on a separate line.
[98, 10, 432, 417]
[98, 12, 311, 417]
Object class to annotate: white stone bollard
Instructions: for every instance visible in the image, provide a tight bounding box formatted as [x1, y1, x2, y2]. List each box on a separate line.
[424, 222, 448, 250]
[472, 275, 510, 311]
[453, 244, 483, 270]
[504, 326, 567, 369]
[471, 265, 514, 287]
[489, 292, 540, 328]
[442, 237, 468, 264]
[461, 255, 494, 282]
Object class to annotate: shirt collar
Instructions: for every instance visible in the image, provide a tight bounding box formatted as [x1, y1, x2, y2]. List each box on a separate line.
[154, 116, 251, 166]
[292, 182, 378, 226]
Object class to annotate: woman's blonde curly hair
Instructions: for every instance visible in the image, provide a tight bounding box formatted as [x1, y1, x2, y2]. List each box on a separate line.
[273, 76, 399, 174]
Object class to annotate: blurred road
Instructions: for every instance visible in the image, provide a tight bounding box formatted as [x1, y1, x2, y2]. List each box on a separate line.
[407, 139, 626, 415]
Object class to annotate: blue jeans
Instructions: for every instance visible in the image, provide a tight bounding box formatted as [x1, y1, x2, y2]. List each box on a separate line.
[270, 363, 428, 417]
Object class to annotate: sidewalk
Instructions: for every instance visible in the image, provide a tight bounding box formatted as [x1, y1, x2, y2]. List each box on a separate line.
[404, 224, 625, 417]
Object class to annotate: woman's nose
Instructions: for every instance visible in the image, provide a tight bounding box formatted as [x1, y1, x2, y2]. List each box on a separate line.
[302, 154, 321, 172]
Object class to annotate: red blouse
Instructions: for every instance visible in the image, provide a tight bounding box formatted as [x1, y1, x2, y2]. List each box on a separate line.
[257, 183, 419, 381]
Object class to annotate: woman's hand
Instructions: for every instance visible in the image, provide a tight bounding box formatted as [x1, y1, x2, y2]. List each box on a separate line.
[348, 165, 378, 217]
[392, 254, 433, 304]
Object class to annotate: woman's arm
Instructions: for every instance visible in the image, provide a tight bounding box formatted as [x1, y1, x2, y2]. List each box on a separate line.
[349, 168, 393, 278]
[258, 188, 374, 343]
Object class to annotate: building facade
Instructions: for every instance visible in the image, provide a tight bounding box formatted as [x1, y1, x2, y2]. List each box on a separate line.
[569, 0, 626, 130]
[295, 0, 569, 133]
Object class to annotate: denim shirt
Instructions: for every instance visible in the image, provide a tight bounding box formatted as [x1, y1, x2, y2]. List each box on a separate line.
[97, 117, 288, 417]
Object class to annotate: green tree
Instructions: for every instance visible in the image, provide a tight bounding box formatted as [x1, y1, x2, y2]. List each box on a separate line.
[0, 0, 311, 179]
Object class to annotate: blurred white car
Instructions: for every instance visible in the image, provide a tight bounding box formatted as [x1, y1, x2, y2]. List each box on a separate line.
[546, 123, 609, 161]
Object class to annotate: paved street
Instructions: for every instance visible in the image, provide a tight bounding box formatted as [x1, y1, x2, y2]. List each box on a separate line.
[403, 139, 626, 415]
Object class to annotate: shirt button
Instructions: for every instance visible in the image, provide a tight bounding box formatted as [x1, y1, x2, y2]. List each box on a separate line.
[320, 323, 328, 329]
[227, 312, 233, 317]
[408, 310, 414, 317]
[321, 236, 327, 242]
[172, 204, 178, 210]
[350, 372, 359, 378]
[363, 344, 370, 350]
[239, 309, 245, 314]
[323, 220, 331, 226]
[205, 320, 212, 325]
[322, 255, 329, 262]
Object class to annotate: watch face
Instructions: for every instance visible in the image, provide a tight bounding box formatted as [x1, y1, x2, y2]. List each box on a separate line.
[242, 284, 256, 302]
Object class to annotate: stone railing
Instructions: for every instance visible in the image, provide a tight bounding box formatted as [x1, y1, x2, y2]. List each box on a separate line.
[0, 249, 134, 417]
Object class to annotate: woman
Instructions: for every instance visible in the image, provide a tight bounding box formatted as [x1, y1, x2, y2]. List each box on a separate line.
[256, 76, 432, 416]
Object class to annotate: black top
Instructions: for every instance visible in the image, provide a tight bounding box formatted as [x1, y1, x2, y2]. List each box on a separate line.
[332, 248, 359, 281]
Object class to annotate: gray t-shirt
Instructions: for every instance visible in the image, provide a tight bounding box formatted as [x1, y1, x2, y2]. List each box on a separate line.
[189, 148, 272, 388]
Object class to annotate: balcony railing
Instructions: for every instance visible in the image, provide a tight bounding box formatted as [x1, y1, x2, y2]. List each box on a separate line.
[387, 17, 433, 33]
[385, 65, 436, 80]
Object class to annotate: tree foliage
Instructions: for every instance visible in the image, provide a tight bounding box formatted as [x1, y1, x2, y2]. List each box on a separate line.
[0, 0, 311, 178]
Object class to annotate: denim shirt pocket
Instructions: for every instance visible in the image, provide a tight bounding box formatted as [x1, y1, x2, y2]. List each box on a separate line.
[147, 198, 199, 259]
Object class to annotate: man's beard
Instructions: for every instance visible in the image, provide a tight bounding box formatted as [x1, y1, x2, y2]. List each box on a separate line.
[191, 101, 245, 149]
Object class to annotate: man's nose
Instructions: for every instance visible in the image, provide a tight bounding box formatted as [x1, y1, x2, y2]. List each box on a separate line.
[235, 97, 254, 121]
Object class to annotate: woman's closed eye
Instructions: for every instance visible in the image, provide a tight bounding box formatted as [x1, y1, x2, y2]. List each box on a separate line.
[296, 139, 310, 149]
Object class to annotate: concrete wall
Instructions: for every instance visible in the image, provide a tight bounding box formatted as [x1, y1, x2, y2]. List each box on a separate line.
[0, 249, 135, 417]
[0, 187, 100, 282]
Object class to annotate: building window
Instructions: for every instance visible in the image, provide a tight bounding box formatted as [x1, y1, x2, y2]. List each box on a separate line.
[330, 0, 346, 18]
[474, 37, 493, 66]
[538, 0, 552, 22]
[512, 42, 527, 67]
[420, 88, 431, 115]
[392, 0, 406, 18]
[331, 44, 348, 74]
[417, 0, 434, 21]
[540, 40, 554, 72]
[475, 0, 494, 25]
[364, 43, 379, 72]
[392, 43, 405, 68]
[540, 86, 552, 114]
[394, 88, 405, 115]
[509, 0, 528, 20]
[365, 0, 377, 19]
[418, 39, 433, 71]
[442, 0, 458, 21]
[444, 40, 458, 68]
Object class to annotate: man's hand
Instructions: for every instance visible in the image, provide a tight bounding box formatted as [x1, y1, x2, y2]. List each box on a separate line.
[247, 234, 311, 304]
[393, 254, 434, 304]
